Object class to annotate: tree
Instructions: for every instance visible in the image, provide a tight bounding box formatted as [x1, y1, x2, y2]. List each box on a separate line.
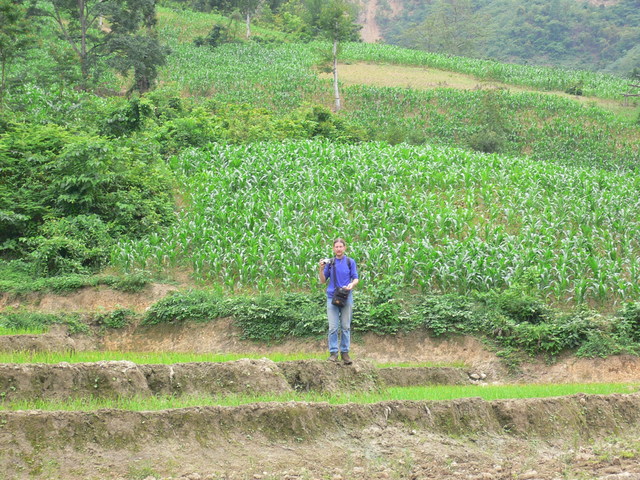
[400, 0, 488, 58]
[235, 0, 263, 38]
[0, 0, 35, 105]
[34, 0, 167, 89]
[317, 0, 360, 111]
[106, 0, 169, 93]
[108, 34, 169, 93]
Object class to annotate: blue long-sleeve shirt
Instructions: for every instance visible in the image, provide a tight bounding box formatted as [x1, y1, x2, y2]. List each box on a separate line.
[323, 256, 358, 299]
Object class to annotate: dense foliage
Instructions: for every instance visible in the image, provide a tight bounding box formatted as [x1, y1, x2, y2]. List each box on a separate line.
[381, 0, 640, 75]
[0, 123, 175, 275]
[29, 286, 632, 363]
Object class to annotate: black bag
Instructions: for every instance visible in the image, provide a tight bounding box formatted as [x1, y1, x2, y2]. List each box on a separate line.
[330, 258, 351, 307]
[331, 287, 350, 307]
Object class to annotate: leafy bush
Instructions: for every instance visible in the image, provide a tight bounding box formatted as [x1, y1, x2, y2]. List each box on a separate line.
[142, 289, 231, 325]
[100, 96, 154, 137]
[110, 272, 152, 293]
[193, 25, 235, 48]
[95, 308, 137, 329]
[26, 215, 112, 276]
[354, 277, 417, 334]
[0, 123, 175, 273]
[615, 302, 640, 343]
[231, 292, 325, 341]
[414, 294, 480, 336]
[0, 311, 89, 334]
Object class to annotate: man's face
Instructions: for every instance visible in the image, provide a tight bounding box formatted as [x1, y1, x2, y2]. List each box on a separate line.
[333, 241, 346, 258]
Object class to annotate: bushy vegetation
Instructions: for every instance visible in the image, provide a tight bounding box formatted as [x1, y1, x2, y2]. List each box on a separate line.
[12, 285, 634, 363]
[0, 311, 89, 335]
[381, 0, 640, 75]
[0, 123, 175, 276]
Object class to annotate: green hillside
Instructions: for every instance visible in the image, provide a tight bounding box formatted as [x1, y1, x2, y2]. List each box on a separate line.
[379, 0, 640, 75]
[3, 4, 640, 357]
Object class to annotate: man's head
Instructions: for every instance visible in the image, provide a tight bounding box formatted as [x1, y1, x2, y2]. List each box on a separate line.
[333, 238, 346, 258]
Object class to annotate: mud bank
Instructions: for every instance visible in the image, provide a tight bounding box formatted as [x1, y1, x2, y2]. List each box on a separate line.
[0, 359, 474, 402]
[2, 394, 640, 479]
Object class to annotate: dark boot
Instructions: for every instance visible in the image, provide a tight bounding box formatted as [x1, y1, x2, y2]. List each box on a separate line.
[327, 353, 339, 362]
[341, 352, 353, 365]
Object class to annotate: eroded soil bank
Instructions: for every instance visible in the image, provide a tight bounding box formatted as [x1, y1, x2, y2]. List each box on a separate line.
[0, 359, 474, 402]
[3, 394, 640, 480]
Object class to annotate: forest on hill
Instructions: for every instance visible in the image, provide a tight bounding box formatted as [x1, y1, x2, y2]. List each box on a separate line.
[376, 0, 640, 75]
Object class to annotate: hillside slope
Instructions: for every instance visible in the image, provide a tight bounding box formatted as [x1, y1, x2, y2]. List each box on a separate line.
[359, 0, 638, 74]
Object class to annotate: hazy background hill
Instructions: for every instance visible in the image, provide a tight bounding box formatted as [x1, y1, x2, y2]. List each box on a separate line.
[359, 0, 640, 75]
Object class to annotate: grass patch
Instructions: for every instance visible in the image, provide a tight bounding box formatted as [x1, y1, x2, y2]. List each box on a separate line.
[0, 326, 48, 336]
[3, 383, 638, 412]
[375, 361, 468, 368]
[0, 311, 89, 335]
[0, 350, 325, 364]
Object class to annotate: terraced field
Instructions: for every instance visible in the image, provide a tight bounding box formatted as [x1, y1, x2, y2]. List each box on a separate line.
[2, 288, 640, 480]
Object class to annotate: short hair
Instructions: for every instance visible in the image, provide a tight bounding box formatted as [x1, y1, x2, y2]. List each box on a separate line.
[333, 238, 346, 246]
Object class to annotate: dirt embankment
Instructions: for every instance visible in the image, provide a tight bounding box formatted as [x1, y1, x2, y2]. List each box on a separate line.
[3, 394, 640, 479]
[0, 358, 475, 402]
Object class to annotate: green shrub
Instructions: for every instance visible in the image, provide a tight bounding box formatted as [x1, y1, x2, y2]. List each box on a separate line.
[615, 301, 640, 342]
[0, 122, 175, 272]
[111, 272, 152, 293]
[0, 311, 89, 334]
[467, 128, 505, 154]
[231, 293, 325, 341]
[100, 96, 154, 137]
[414, 293, 480, 336]
[26, 215, 112, 276]
[153, 109, 223, 154]
[576, 329, 637, 358]
[353, 277, 417, 334]
[193, 25, 235, 48]
[95, 308, 137, 329]
[142, 289, 231, 325]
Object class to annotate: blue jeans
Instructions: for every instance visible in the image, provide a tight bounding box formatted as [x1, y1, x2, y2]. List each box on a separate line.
[327, 296, 353, 354]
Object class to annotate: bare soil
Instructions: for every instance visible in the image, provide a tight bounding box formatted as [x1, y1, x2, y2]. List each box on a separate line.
[2, 285, 640, 480]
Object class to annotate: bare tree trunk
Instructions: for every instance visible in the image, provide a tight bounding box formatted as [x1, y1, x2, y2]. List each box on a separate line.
[332, 38, 341, 111]
[0, 59, 5, 108]
[246, 13, 251, 38]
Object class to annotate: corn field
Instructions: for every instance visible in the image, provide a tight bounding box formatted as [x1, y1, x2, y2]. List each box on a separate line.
[155, 11, 639, 171]
[340, 42, 629, 100]
[113, 140, 640, 306]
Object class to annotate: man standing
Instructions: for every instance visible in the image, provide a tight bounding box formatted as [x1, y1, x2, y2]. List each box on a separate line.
[319, 238, 359, 365]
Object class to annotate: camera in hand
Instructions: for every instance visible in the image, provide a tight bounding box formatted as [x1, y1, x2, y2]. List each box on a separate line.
[320, 258, 332, 265]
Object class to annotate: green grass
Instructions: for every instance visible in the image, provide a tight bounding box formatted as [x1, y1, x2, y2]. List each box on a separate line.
[0, 326, 48, 336]
[376, 361, 468, 368]
[3, 383, 638, 412]
[0, 350, 324, 364]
